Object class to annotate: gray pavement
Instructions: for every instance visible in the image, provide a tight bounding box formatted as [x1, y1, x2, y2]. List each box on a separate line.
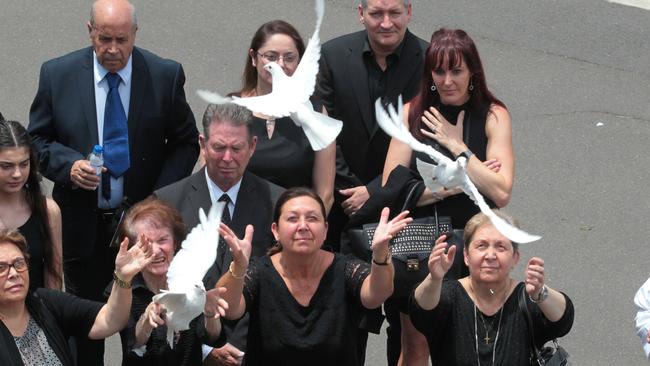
[2, 1, 650, 364]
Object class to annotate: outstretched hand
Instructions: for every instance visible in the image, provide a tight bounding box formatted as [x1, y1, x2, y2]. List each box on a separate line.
[370, 207, 412, 252]
[525, 257, 545, 298]
[115, 234, 154, 282]
[219, 223, 253, 274]
[427, 234, 457, 280]
[204, 287, 229, 319]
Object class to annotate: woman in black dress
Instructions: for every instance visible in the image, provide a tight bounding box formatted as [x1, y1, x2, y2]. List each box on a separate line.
[410, 211, 573, 365]
[217, 187, 411, 366]
[0, 120, 62, 290]
[382, 28, 515, 364]
[234, 21, 335, 212]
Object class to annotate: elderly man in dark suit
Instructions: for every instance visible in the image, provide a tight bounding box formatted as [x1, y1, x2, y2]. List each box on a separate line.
[315, 0, 427, 364]
[28, 0, 198, 364]
[155, 103, 281, 366]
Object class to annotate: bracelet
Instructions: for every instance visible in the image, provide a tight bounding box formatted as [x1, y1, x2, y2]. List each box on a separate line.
[113, 271, 132, 289]
[372, 251, 391, 266]
[229, 262, 246, 279]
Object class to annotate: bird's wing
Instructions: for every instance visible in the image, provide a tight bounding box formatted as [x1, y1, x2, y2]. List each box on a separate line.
[461, 175, 541, 244]
[196, 90, 232, 105]
[290, 101, 342, 150]
[415, 158, 446, 192]
[375, 96, 453, 166]
[232, 93, 291, 118]
[288, 0, 324, 102]
[165, 202, 225, 293]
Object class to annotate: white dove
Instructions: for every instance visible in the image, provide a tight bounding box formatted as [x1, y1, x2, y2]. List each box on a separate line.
[375, 96, 541, 244]
[151, 202, 225, 348]
[197, 0, 342, 151]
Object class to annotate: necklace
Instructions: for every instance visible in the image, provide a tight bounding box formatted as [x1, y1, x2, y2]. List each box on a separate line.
[474, 305, 503, 366]
[265, 118, 276, 139]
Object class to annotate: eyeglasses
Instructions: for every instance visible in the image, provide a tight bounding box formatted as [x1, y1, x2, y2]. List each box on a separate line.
[256, 52, 299, 65]
[0, 258, 28, 277]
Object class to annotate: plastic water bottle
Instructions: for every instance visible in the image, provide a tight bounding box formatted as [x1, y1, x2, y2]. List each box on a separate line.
[88, 145, 104, 176]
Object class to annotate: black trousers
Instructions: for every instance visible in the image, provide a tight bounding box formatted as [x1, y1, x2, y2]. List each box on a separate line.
[64, 210, 118, 366]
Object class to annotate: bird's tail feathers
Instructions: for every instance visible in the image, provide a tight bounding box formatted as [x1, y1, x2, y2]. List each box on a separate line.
[197, 90, 232, 105]
[291, 107, 342, 151]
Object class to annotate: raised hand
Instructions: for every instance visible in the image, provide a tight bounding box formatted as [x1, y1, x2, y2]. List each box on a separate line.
[204, 287, 229, 319]
[370, 207, 412, 252]
[115, 233, 154, 282]
[219, 223, 253, 274]
[427, 234, 457, 280]
[525, 257, 545, 298]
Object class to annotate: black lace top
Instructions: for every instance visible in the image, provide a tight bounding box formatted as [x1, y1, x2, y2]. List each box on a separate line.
[242, 254, 371, 366]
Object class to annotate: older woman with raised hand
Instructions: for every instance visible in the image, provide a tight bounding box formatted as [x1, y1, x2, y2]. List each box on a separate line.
[217, 187, 410, 366]
[234, 20, 335, 213]
[0, 120, 62, 290]
[0, 228, 153, 366]
[382, 28, 516, 365]
[112, 198, 227, 366]
[410, 212, 574, 365]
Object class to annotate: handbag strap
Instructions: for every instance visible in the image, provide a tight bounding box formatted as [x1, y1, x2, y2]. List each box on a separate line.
[518, 287, 544, 365]
[402, 181, 442, 237]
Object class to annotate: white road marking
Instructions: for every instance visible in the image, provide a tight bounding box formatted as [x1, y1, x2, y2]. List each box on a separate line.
[607, 0, 650, 10]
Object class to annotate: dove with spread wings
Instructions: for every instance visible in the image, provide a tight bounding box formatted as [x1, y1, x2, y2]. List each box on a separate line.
[375, 96, 541, 244]
[197, 0, 342, 151]
[151, 202, 226, 348]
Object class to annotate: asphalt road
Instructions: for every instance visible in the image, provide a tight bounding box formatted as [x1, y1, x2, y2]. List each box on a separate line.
[2, 1, 650, 365]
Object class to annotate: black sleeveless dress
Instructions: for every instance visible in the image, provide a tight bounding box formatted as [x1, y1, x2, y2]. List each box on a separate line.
[411, 100, 495, 228]
[247, 116, 314, 189]
[18, 213, 47, 289]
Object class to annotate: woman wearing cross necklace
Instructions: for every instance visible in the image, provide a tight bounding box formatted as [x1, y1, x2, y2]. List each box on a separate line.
[409, 211, 574, 365]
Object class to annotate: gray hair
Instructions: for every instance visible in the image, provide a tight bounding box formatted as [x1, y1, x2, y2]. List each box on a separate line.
[201, 103, 254, 141]
[90, 0, 138, 31]
[360, 0, 410, 8]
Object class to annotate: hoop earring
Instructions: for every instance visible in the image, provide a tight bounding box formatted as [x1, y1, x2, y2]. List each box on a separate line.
[430, 84, 437, 92]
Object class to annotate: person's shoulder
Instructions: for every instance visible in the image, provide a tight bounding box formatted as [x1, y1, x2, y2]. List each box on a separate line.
[322, 30, 365, 51]
[41, 47, 92, 70]
[155, 169, 202, 200]
[242, 171, 284, 204]
[45, 197, 61, 217]
[133, 47, 182, 70]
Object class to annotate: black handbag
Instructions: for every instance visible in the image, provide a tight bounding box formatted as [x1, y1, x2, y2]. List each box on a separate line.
[347, 183, 464, 298]
[518, 289, 571, 366]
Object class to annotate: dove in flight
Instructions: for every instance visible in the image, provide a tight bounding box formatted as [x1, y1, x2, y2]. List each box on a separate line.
[151, 202, 225, 348]
[197, 0, 342, 151]
[375, 96, 541, 244]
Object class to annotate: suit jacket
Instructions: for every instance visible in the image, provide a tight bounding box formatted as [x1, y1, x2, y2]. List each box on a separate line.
[154, 169, 282, 284]
[154, 169, 281, 351]
[28, 46, 199, 260]
[316, 30, 428, 191]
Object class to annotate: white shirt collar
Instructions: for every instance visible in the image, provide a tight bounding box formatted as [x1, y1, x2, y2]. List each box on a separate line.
[93, 51, 133, 85]
[204, 169, 242, 212]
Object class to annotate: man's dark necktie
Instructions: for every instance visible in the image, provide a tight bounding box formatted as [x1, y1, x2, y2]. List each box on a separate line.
[102, 72, 130, 201]
[218, 194, 232, 268]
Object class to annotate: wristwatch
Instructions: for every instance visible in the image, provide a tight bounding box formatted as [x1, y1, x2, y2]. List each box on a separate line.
[530, 285, 549, 303]
[456, 149, 474, 161]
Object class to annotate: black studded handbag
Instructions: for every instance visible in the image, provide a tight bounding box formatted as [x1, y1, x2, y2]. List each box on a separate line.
[347, 182, 464, 298]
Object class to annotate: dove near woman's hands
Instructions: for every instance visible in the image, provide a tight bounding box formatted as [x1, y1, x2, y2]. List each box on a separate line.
[219, 223, 253, 273]
[115, 233, 154, 282]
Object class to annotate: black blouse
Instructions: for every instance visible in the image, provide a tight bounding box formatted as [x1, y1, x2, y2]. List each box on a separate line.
[242, 254, 371, 366]
[409, 281, 574, 366]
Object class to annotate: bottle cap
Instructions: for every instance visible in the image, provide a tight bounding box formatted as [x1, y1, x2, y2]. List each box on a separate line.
[93, 145, 103, 154]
